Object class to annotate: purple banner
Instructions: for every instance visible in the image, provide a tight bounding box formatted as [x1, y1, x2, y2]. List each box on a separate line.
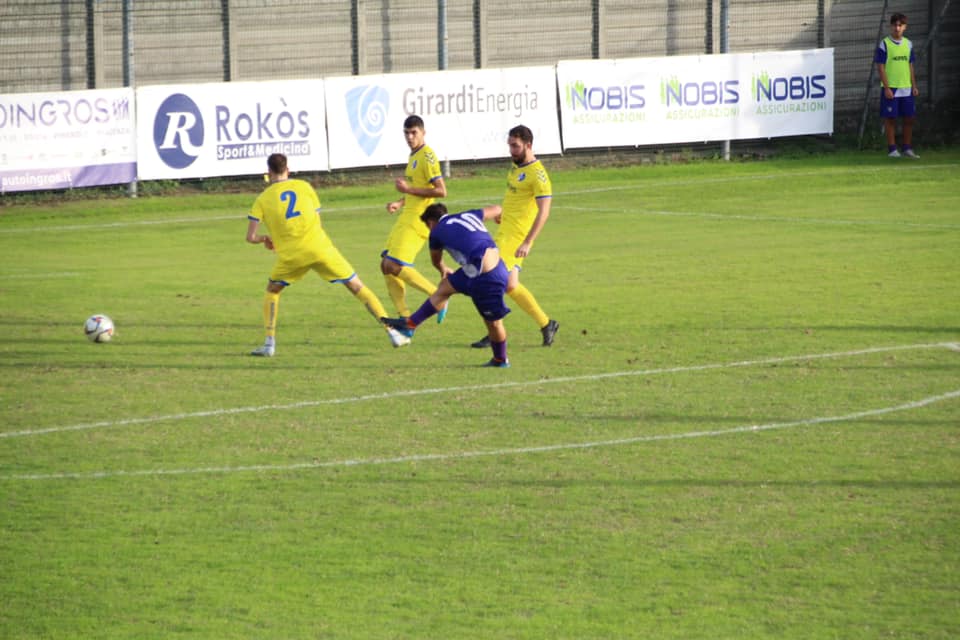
[0, 163, 136, 193]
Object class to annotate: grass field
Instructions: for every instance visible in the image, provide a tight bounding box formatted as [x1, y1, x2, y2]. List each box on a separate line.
[1, 149, 959, 639]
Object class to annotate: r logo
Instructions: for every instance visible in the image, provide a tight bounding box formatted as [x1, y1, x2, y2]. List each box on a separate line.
[153, 93, 204, 169]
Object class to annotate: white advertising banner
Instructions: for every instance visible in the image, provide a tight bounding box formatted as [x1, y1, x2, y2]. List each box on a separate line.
[557, 49, 834, 149]
[136, 80, 328, 180]
[324, 67, 561, 169]
[0, 88, 136, 193]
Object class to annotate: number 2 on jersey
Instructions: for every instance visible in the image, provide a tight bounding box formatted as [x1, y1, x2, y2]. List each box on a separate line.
[280, 190, 301, 219]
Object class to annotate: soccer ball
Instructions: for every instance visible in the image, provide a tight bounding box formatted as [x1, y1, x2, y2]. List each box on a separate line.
[84, 314, 115, 343]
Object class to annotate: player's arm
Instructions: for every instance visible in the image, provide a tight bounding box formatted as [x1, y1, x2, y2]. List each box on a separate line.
[875, 45, 893, 100]
[909, 62, 919, 97]
[877, 63, 893, 99]
[386, 197, 404, 214]
[516, 197, 552, 258]
[246, 218, 273, 250]
[478, 204, 503, 221]
[430, 247, 453, 278]
[395, 175, 447, 199]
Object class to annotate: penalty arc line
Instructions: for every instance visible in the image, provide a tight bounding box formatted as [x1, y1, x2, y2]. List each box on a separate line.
[3, 388, 959, 482]
[2, 341, 957, 440]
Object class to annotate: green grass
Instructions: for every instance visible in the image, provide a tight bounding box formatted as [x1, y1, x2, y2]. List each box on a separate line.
[1, 149, 959, 639]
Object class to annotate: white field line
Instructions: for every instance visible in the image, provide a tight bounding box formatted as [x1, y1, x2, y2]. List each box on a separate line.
[563, 206, 960, 230]
[2, 342, 956, 441]
[4, 388, 958, 482]
[1, 163, 955, 235]
[2, 271, 81, 279]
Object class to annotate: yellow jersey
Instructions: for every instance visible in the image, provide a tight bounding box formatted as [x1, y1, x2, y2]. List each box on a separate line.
[500, 159, 552, 241]
[249, 178, 330, 262]
[398, 144, 443, 227]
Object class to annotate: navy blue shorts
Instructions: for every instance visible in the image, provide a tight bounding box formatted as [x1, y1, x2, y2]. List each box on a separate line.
[447, 261, 511, 322]
[880, 94, 916, 119]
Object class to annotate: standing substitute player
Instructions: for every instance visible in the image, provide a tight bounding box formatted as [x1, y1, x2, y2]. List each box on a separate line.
[246, 153, 410, 356]
[381, 115, 448, 324]
[383, 202, 513, 368]
[875, 12, 919, 158]
[472, 124, 559, 348]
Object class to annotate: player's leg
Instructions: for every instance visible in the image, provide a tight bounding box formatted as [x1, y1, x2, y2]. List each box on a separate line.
[900, 96, 918, 157]
[385, 277, 457, 331]
[481, 318, 510, 367]
[880, 93, 900, 156]
[252, 280, 286, 357]
[505, 267, 558, 346]
[380, 255, 410, 316]
[383, 225, 448, 322]
[319, 248, 410, 348]
[472, 265, 511, 367]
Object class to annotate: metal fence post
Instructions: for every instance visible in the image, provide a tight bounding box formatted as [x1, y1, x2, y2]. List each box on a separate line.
[123, 0, 137, 197]
[439, 0, 451, 178]
[720, 0, 730, 161]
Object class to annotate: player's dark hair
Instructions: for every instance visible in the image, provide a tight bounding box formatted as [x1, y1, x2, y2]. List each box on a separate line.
[508, 124, 534, 144]
[420, 202, 448, 224]
[890, 12, 907, 24]
[403, 115, 424, 130]
[267, 153, 288, 175]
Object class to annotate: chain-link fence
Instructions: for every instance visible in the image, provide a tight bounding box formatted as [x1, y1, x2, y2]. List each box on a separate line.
[1, 0, 957, 137]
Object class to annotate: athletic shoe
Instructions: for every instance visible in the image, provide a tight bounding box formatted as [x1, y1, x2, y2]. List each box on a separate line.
[250, 344, 275, 357]
[381, 317, 415, 338]
[903, 148, 920, 158]
[386, 327, 411, 348]
[471, 335, 492, 349]
[437, 304, 448, 324]
[888, 149, 901, 158]
[482, 358, 510, 368]
[541, 319, 559, 346]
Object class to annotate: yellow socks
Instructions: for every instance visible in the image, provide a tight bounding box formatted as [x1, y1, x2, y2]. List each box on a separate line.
[353, 285, 390, 324]
[508, 283, 549, 328]
[397, 267, 437, 296]
[386, 268, 437, 317]
[263, 290, 280, 337]
[384, 274, 409, 317]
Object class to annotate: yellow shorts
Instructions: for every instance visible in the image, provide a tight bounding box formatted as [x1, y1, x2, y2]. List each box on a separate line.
[382, 218, 429, 266]
[494, 233, 526, 272]
[270, 241, 356, 285]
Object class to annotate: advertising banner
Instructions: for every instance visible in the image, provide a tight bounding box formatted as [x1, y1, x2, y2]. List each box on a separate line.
[557, 49, 834, 149]
[324, 67, 561, 169]
[0, 88, 135, 193]
[136, 80, 328, 180]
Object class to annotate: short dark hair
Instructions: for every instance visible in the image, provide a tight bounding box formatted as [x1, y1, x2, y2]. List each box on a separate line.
[890, 12, 907, 24]
[403, 115, 424, 130]
[508, 124, 533, 145]
[267, 153, 287, 174]
[420, 202, 448, 224]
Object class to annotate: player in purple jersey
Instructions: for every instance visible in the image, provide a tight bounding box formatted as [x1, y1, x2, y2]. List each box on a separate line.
[382, 202, 513, 368]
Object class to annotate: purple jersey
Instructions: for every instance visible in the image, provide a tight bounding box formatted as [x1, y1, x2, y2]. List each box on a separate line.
[428, 210, 497, 278]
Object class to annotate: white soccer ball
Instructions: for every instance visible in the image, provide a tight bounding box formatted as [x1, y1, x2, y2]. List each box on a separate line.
[84, 314, 115, 343]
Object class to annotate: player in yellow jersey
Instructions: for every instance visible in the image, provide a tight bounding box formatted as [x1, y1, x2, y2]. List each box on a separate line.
[472, 125, 559, 348]
[381, 115, 449, 325]
[246, 153, 411, 356]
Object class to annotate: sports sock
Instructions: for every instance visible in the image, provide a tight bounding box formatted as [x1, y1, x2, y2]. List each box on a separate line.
[491, 339, 508, 363]
[384, 274, 409, 317]
[508, 284, 549, 328]
[263, 290, 280, 338]
[397, 267, 438, 296]
[888, 144, 898, 153]
[353, 285, 390, 324]
[409, 299, 439, 326]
